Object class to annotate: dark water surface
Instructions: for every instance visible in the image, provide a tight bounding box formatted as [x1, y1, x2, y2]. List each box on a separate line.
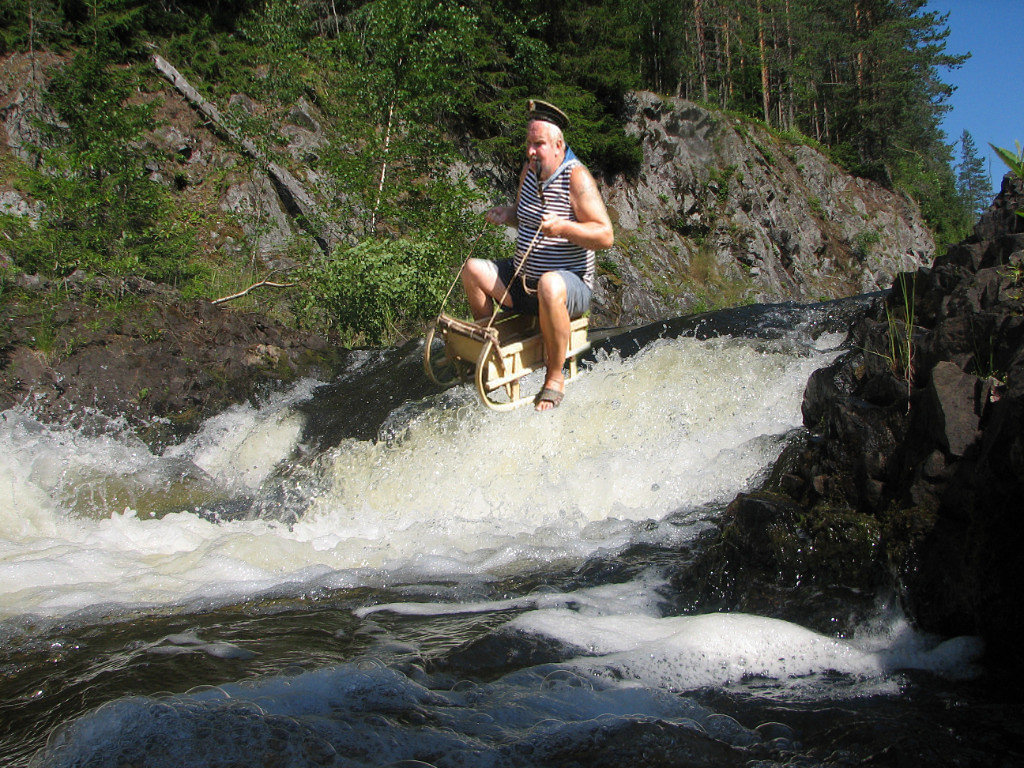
[2, 299, 1020, 767]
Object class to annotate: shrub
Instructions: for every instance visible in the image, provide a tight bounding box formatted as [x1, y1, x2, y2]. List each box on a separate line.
[296, 236, 463, 345]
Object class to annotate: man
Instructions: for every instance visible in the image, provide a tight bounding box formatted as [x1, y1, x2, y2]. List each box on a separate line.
[462, 100, 614, 411]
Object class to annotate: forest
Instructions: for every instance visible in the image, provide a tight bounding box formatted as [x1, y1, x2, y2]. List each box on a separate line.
[0, 0, 992, 343]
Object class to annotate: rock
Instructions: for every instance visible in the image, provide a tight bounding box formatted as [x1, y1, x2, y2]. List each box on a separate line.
[220, 174, 297, 267]
[781, 172, 1024, 670]
[227, 93, 258, 115]
[921, 361, 982, 457]
[592, 92, 933, 327]
[0, 189, 38, 220]
[285, 97, 321, 133]
[0, 286, 341, 448]
[677, 490, 885, 635]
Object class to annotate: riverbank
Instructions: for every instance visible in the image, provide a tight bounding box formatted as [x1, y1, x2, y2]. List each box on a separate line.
[717, 173, 1024, 672]
[0, 271, 341, 448]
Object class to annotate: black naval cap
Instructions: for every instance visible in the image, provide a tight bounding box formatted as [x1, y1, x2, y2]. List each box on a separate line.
[527, 99, 569, 130]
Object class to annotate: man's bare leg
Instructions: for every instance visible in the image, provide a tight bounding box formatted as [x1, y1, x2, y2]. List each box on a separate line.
[536, 272, 570, 411]
[462, 258, 511, 321]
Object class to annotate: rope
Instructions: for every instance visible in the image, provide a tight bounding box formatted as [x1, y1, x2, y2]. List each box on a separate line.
[437, 179, 548, 330]
[486, 227, 543, 328]
[434, 226, 544, 330]
[437, 231, 486, 313]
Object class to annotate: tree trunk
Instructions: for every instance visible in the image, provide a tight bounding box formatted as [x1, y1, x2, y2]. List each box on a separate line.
[694, 0, 708, 101]
[756, 0, 771, 127]
[854, 1, 864, 90]
[784, 0, 795, 130]
[370, 100, 395, 235]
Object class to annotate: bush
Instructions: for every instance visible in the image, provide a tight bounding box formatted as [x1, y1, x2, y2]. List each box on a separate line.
[297, 236, 464, 345]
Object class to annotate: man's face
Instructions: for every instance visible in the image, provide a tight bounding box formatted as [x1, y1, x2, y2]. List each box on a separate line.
[526, 120, 565, 180]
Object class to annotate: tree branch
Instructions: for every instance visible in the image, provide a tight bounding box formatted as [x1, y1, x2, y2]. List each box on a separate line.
[212, 277, 296, 305]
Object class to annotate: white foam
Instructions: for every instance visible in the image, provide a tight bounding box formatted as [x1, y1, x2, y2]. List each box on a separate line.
[356, 571, 668, 618]
[0, 338, 831, 620]
[507, 608, 983, 691]
[34, 605, 982, 768]
[163, 378, 319, 491]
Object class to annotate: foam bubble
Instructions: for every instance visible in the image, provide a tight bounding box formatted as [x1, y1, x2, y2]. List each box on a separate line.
[1, 338, 833, 620]
[507, 608, 983, 691]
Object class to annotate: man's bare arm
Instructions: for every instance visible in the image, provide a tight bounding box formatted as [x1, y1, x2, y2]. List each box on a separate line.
[539, 165, 614, 250]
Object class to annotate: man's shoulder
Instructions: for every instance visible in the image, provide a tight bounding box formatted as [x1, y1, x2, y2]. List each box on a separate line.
[569, 162, 600, 191]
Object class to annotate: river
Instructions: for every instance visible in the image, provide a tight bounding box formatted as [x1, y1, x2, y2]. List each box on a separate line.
[0, 300, 1017, 767]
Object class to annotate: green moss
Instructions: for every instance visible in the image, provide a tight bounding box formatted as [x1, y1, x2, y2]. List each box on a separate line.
[682, 245, 754, 311]
[879, 504, 937, 572]
[853, 229, 881, 258]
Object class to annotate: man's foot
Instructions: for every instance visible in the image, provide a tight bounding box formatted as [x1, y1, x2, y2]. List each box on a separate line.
[535, 381, 564, 411]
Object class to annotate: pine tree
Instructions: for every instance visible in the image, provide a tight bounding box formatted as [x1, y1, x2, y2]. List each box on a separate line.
[956, 130, 992, 216]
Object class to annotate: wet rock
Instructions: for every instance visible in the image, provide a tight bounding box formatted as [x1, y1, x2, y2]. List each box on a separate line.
[783, 173, 1024, 670]
[0, 285, 341, 449]
[677, 490, 886, 635]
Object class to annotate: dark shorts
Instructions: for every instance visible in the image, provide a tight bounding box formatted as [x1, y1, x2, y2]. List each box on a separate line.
[495, 259, 592, 319]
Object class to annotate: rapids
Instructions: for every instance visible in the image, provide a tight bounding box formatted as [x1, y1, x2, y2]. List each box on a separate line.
[0, 300, 1012, 767]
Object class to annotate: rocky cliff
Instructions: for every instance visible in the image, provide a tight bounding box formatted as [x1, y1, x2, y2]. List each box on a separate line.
[594, 92, 934, 326]
[712, 173, 1024, 670]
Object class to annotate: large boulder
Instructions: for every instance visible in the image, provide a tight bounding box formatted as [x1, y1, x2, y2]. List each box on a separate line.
[789, 173, 1024, 666]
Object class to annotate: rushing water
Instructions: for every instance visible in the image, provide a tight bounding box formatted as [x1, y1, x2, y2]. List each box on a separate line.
[0, 301, 1017, 767]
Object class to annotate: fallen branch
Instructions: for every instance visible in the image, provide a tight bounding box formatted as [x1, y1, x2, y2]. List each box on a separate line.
[148, 45, 338, 253]
[212, 277, 296, 305]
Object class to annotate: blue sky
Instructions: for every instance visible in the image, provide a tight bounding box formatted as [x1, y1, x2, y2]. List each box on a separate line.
[927, 0, 1024, 191]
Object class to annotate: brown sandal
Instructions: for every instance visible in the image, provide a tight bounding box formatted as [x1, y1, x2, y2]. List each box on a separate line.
[535, 387, 564, 409]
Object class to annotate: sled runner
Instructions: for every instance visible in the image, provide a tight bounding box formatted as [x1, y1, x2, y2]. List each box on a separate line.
[423, 312, 590, 411]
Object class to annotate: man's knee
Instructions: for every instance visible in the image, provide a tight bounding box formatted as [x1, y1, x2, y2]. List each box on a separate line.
[463, 258, 495, 288]
[536, 272, 567, 305]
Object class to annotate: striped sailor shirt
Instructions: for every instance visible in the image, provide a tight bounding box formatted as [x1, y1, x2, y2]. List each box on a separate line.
[514, 159, 596, 289]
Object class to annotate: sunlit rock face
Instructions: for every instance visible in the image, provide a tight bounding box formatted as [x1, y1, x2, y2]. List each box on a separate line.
[596, 91, 934, 326]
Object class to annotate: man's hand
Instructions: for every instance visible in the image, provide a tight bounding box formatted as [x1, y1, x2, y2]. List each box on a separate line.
[539, 212, 567, 238]
[485, 206, 516, 226]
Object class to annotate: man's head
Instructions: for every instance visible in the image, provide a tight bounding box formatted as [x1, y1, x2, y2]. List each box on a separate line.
[526, 118, 565, 181]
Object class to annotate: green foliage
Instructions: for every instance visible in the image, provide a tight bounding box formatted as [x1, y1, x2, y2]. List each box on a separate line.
[991, 142, 1024, 221]
[0, 0, 67, 53]
[683, 244, 753, 311]
[0, 259, 17, 305]
[296, 235, 461, 345]
[991, 141, 1024, 179]
[853, 229, 881, 259]
[6, 51, 197, 283]
[295, 169, 504, 343]
[956, 130, 992, 215]
[885, 272, 917, 398]
[164, 25, 260, 100]
[0, 0, 977, 348]
[66, 0, 149, 61]
[705, 164, 737, 206]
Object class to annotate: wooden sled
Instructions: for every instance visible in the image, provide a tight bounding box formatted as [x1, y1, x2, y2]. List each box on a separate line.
[423, 312, 590, 411]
